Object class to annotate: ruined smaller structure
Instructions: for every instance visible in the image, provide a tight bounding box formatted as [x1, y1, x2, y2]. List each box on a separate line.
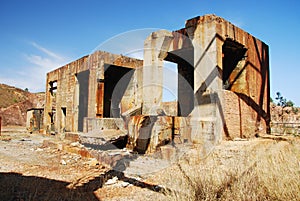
[26, 108, 44, 133]
[39, 14, 270, 154]
[44, 51, 143, 135]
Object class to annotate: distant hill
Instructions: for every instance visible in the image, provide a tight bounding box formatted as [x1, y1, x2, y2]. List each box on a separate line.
[0, 84, 31, 108]
[0, 83, 45, 126]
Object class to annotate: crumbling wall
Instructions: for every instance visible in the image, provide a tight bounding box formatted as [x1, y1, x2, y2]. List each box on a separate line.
[175, 14, 270, 140]
[140, 14, 270, 148]
[26, 109, 44, 133]
[214, 15, 270, 138]
[44, 51, 143, 134]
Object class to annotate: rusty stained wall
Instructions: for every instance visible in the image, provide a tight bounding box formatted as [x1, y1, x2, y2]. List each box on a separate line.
[185, 14, 270, 139]
[44, 51, 143, 134]
[214, 16, 270, 138]
[141, 14, 270, 144]
[177, 15, 270, 139]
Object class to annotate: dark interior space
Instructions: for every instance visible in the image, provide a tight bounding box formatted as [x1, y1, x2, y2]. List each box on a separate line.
[222, 39, 247, 90]
[165, 48, 194, 116]
[49, 81, 57, 96]
[77, 70, 90, 132]
[61, 107, 66, 132]
[48, 109, 56, 133]
[62, 107, 66, 117]
[104, 64, 134, 118]
[35, 109, 44, 131]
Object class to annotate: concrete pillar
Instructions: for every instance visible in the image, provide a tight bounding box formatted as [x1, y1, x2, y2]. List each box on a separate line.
[189, 18, 223, 144]
[142, 30, 173, 115]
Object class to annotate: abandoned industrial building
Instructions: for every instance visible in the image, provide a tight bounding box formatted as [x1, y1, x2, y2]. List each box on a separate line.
[31, 14, 270, 154]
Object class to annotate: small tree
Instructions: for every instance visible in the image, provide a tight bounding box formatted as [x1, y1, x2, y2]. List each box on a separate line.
[275, 92, 287, 107]
[275, 92, 287, 127]
[24, 88, 29, 92]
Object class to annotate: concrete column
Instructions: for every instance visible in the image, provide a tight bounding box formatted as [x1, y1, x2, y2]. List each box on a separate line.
[142, 30, 173, 115]
[190, 20, 223, 143]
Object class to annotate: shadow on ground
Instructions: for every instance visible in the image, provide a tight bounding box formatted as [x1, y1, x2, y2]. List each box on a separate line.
[0, 172, 100, 201]
[0, 170, 168, 201]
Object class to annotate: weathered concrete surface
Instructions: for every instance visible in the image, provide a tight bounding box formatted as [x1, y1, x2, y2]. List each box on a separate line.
[143, 31, 173, 115]
[44, 51, 143, 134]
[80, 129, 127, 146]
[26, 108, 44, 133]
[83, 118, 126, 133]
[143, 14, 270, 141]
[127, 115, 173, 154]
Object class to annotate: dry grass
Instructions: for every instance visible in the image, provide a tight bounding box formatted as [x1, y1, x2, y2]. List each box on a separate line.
[161, 139, 300, 201]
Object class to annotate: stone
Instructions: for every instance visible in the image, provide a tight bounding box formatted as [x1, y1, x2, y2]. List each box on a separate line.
[87, 158, 99, 166]
[60, 159, 67, 165]
[105, 176, 118, 185]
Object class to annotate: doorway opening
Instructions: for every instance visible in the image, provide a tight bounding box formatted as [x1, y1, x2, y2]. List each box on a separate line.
[49, 81, 57, 96]
[164, 48, 194, 116]
[61, 107, 66, 132]
[162, 61, 178, 116]
[103, 64, 134, 118]
[222, 39, 247, 90]
[76, 70, 90, 132]
[48, 109, 55, 134]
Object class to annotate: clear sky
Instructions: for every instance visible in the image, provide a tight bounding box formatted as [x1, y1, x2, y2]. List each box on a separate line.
[0, 0, 299, 105]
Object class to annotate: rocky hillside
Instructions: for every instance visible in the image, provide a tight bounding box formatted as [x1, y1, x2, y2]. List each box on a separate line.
[270, 102, 300, 123]
[0, 83, 45, 126]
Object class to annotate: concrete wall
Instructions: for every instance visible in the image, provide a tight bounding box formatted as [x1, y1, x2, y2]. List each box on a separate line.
[141, 14, 270, 144]
[44, 51, 143, 134]
[187, 14, 270, 140]
[214, 15, 270, 138]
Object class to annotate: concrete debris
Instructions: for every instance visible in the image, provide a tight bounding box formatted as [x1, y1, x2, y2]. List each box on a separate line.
[60, 159, 67, 165]
[86, 158, 99, 166]
[70, 141, 84, 148]
[35, 148, 43, 152]
[105, 176, 118, 185]
[233, 138, 249, 141]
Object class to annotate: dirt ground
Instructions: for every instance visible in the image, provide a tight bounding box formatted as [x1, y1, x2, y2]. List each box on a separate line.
[0, 127, 172, 201]
[1, 126, 300, 201]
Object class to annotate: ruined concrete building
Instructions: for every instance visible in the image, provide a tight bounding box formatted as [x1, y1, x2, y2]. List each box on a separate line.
[42, 14, 270, 153]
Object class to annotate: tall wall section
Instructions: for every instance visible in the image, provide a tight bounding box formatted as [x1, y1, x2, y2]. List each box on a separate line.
[185, 14, 270, 139]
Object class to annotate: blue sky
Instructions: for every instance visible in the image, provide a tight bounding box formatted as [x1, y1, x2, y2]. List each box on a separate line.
[0, 0, 299, 105]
